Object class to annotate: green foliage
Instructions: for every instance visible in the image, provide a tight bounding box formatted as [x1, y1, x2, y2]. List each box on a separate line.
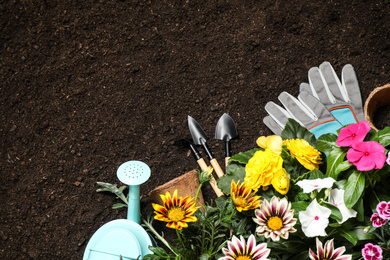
[143, 197, 255, 260]
[96, 182, 128, 208]
[281, 118, 316, 146]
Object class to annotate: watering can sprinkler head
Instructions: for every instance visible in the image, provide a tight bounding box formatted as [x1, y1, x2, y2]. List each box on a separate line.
[116, 160, 151, 224]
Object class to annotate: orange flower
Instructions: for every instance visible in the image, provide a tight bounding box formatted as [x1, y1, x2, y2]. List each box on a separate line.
[152, 189, 199, 230]
[230, 179, 261, 212]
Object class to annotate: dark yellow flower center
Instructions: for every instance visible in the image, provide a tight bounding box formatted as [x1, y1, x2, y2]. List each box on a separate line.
[234, 196, 248, 208]
[167, 207, 186, 222]
[267, 216, 283, 231]
[236, 255, 252, 260]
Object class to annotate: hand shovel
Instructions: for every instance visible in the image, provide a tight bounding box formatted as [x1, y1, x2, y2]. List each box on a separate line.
[174, 138, 224, 197]
[188, 115, 225, 178]
[215, 113, 238, 167]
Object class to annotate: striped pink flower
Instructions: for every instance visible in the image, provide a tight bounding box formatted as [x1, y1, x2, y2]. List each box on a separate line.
[309, 238, 352, 260]
[253, 196, 297, 241]
[371, 213, 386, 227]
[219, 234, 270, 260]
[362, 243, 383, 260]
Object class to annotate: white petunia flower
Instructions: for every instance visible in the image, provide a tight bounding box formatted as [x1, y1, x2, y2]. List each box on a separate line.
[327, 188, 357, 224]
[299, 199, 331, 237]
[296, 177, 335, 193]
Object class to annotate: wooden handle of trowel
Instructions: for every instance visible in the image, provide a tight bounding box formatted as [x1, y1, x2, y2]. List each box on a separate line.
[210, 158, 225, 178]
[197, 158, 224, 197]
[225, 157, 230, 168]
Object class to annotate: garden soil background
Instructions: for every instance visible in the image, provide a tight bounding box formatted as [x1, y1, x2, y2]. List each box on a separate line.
[1, 0, 390, 259]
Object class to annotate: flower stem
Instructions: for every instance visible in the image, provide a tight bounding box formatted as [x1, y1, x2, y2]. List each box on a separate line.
[142, 218, 179, 257]
[195, 183, 203, 202]
[176, 229, 185, 249]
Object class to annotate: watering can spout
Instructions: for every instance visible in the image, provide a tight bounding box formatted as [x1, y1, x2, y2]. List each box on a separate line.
[128, 186, 141, 223]
[116, 160, 151, 224]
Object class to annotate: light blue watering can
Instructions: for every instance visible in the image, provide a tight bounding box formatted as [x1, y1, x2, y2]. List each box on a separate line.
[83, 161, 153, 260]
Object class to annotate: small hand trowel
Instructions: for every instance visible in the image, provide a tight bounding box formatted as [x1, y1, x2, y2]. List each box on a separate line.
[188, 115, 225, 178]
[174, 138, 224, 197]
[215, 113, 238, 167]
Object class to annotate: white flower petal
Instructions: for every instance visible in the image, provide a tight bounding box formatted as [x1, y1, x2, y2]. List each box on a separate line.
[299, 199, 331, 237]
[296, 178, 335, 193]
[328, 188, 357, 224]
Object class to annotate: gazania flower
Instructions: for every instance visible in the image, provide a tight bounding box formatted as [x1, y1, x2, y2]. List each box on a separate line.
[245, 149, 283, 191]
[309, 237, 352, 260]
[253, 196, 297, 241]
[219, 234, 270, 260]
[152, 189, 199, 230]
[231, 179, 261, 212]
[347, 141, 386, 171]
[283, 139, 322, 170]
[336, 121, 370, 147]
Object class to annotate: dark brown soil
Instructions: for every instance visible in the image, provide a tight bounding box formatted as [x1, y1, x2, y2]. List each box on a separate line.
[1, 0, 390, 259]
[374, 105, 390, 130]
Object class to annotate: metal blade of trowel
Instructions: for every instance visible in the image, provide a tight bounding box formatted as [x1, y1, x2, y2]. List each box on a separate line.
[187, 115, 225, 178]
[215, 113, 238, 167]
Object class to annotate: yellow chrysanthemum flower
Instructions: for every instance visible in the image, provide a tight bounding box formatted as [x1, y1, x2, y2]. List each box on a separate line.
[256, 135, 283, 155]
[152, 189, 200, 230]
[245, 149, 283, 191]
[283, 139, 322, 170]
[230, 179, 261, 212]
[271, 168, 290, 195]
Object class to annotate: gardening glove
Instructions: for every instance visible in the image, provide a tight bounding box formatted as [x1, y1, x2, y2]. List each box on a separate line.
[299, 61, 364, 126]
[264, 91, 343, 138]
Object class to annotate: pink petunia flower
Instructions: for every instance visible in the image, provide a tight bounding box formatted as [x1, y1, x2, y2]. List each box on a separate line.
[370, 213, 386, 227]
[346, 141, 386, 171]
[362, 243, 383, 260]
[376, 201, 390, 219]
[336, 121, 371, 147]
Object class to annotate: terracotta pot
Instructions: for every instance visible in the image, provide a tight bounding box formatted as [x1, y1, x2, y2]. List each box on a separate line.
[149, 169, 204, 207]
[364, 84, 390, 131]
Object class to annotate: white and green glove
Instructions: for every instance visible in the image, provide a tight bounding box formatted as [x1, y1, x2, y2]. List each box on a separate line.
[299, 61, 364, 125]
[264, 91, 343, 138]
[264, 62, 364, 138]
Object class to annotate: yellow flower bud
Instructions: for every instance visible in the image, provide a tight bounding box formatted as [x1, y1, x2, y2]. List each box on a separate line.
[271, 168, 290, 195]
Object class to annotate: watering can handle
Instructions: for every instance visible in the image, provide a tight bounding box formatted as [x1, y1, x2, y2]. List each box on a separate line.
[128, 186, 141, 224]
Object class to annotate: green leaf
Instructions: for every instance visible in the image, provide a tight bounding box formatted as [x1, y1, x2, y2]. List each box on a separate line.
[354, 226, 375, 241]
[344, 171, 365, 209]
[353, 197, 364, 222]
[338, 229, 358, 245]
[307, 169, 325, 179]
[316, 133, 338, 154]
[228, 148, 260, 165]
[281, 118, 316, 146]
[325, 147, 350, 179]
[96, 182, 128, 205]
[291, 201, 309, 217]
[112, 203, 128, 209]
[321, 202, 342, 222]
[217, 166, 246, 195]
[378, 126, 390, 147]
